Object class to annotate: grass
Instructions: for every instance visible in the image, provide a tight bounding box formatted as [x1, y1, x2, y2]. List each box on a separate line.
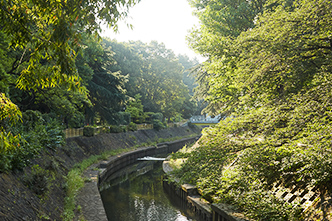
[61, 148, 135, 221]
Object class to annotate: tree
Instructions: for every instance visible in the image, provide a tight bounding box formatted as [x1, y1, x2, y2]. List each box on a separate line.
[106, 40, 194, 120]
[176, 0, 332, 219]
[0, 0, 138, 170]
[76, 36, 127, 125]
[125, 94, 145, 123]
[177, 54, 199, 95]
[0, 0, 139, 92]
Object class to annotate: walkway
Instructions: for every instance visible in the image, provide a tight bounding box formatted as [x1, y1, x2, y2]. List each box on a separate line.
[76, 163, 108, 221]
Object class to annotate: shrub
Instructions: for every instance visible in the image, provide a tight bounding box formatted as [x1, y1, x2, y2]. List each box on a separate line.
[113, 112, 131, 125]
[120, 125, 128, 132]
[67, 112, 85, 128]
[109, 125, 123, 133]
[151, 112, 163, 121]
[23, 164, 54, 196]
[127, 122, 137, 131]
[1, 110, 65, 172]
[120, 112, 131, 125]
[83, 126, 95, 137]
[153, 119, 165, 131]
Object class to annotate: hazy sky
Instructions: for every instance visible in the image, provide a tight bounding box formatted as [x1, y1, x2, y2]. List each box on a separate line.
[101, 0, 203, 61]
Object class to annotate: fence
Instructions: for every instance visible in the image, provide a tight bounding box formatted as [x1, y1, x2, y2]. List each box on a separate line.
[64, 128, 84, 138]
[64, 122, 186, 139]
[136, 123, 153, 130]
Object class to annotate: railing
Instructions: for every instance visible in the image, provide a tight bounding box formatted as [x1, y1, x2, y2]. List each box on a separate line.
[64, 127, 84, 138]
[63, 126, 105, 138]
[64, 122, 186, 139]
[136, 123, 153, 130]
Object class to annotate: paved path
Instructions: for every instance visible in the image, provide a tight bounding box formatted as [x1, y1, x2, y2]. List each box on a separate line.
[76, 164, 108, 221]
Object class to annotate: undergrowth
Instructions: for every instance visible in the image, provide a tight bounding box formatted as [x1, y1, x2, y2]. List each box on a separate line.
[61, 148, 135, 221]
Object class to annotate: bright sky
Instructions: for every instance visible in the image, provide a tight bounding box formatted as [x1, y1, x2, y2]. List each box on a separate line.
[101, 0, 204, 62]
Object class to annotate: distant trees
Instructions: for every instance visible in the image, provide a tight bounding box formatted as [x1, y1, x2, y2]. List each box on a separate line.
[104, 40, 198, 122]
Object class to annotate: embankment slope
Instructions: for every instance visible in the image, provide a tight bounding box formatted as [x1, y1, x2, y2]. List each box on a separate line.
[0, 126, 200, 220]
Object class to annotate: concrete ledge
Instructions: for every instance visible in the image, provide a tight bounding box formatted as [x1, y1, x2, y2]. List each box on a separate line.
[98, 136, 199, 186]
[163, 160, 250, 221]
[211, 204, 252, 221]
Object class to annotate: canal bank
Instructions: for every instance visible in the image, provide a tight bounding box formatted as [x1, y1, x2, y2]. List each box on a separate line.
[77, 135, 200, 221]
[0, 125, 200, 221]
[162, 160, 252, 221]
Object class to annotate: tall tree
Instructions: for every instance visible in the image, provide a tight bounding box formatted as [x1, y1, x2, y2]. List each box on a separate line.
[175, 0, 332, 219]
[106, 40, 195, 120]
[75, 36, 127, 125]
[0, 0, 138, 169]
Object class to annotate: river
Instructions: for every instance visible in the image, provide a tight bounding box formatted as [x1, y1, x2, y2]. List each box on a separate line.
[100, 160, 201, 221]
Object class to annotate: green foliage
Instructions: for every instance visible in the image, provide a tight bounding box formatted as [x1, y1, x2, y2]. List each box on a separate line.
[0, 94, 23, 171]
[62, 168, 84, 221]
[20, 111, 65, 150]
[151, 112, 164, 122]
[125, 94, 145, 123]
[23, 164, 54, 196]
[109, 125, 125, 133]
[178, 54, 199, 96]
[177, 0, 332, 219]
[81, 36, 127, 125]
[67, 111, 85, 128]
[1, 109, 64, 172]
[0, 0, 139, 93]
[116, 112, 131, 125]
[83, 126, 95, 137]
[152, 119, 165, 131]
[127, 122, 137, 132]
[121, 125, 128, 132]
[0, 93, 22, 128]
[105, 40, 195, 120]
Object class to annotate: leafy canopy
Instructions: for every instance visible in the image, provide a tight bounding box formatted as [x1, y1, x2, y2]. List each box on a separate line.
[177, 0, 332, 219]
[0, 0, 139, 92]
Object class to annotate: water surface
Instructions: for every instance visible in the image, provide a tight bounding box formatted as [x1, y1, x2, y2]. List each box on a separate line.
[100, 161, 199, 221]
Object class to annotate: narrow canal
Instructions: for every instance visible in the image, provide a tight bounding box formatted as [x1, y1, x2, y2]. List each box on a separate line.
[100, 160, 201, 221]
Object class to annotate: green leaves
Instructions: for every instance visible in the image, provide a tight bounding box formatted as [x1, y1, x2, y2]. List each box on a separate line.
[105, 40, 195, 120]
[179, 0, 332, 219]
[0, 93, 21, 128]
[0, 0, 139, 92]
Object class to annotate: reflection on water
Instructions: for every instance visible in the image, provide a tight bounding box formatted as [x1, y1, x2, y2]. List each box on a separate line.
[100, 161, 199, 221]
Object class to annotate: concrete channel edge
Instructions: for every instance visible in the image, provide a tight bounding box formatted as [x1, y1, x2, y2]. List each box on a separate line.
[77, 136, 200, 221]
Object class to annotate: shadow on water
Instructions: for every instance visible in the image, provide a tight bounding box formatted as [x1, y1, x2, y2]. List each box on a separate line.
[100, 160, 202, 221]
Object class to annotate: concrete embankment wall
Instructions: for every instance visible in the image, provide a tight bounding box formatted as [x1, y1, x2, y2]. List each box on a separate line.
[98, 136, 199, 186]
[78, 135, 200, 221]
